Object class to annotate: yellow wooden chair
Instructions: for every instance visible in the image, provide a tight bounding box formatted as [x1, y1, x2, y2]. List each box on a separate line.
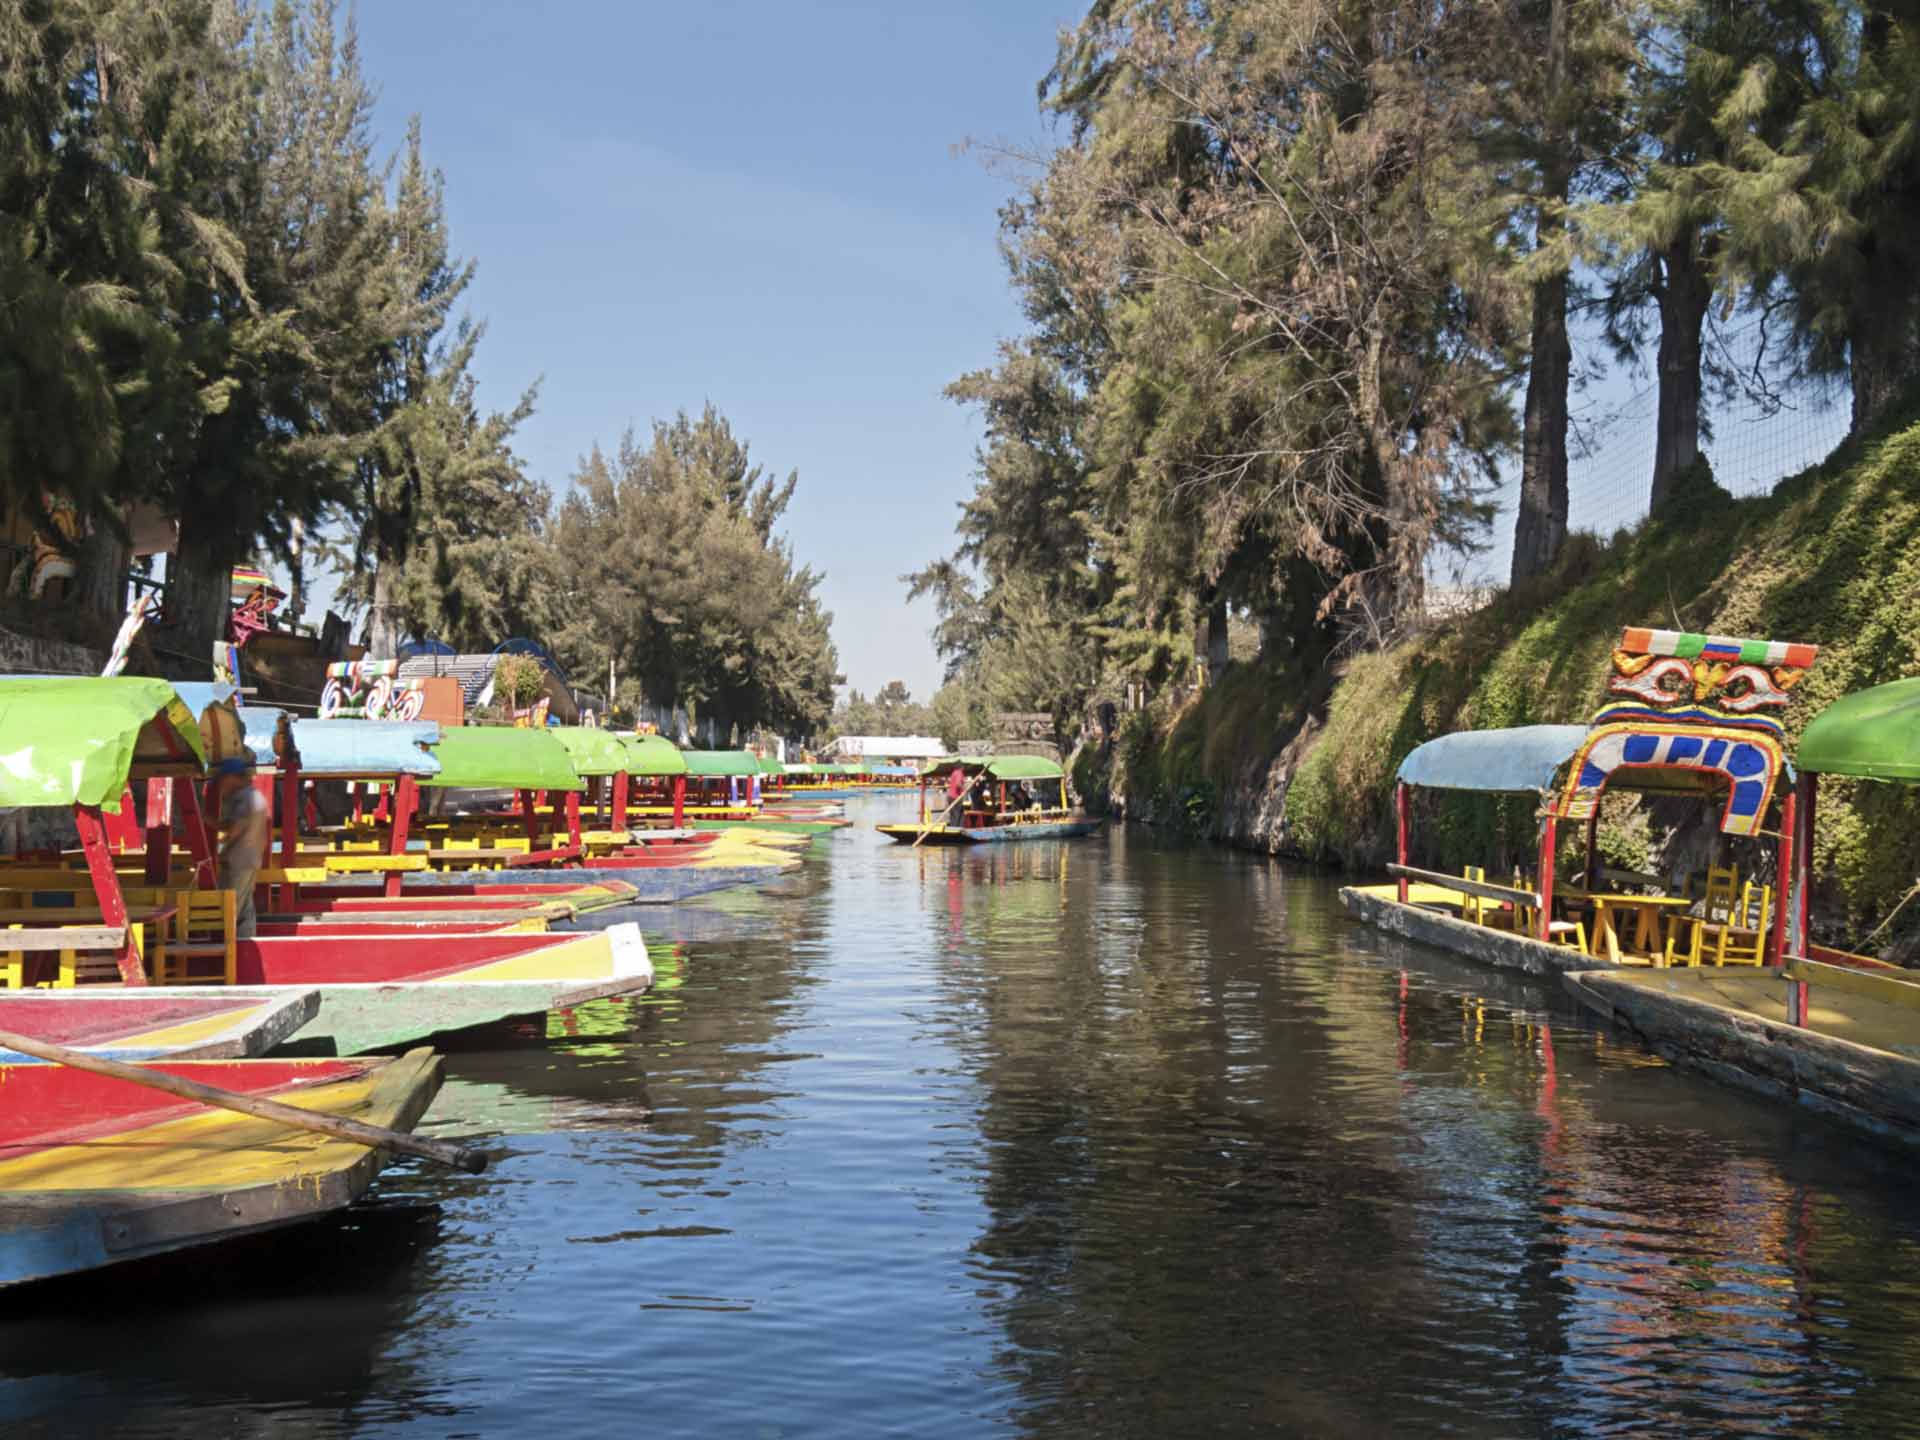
[1664, 864, 1739, 966]
[1515, 897, 1589, 955]
[1698, 881, 1772, 967]
[1460, 866, 1488, 926]
[154, 889, 237, 986]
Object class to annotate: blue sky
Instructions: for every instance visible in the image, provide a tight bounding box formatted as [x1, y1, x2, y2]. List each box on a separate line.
[344, 1, 1078, 702]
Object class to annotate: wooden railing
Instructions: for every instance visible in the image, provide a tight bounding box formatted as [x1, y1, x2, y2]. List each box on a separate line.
[1386, 864, 1540, 909]
[1782, 954, 1920, 1026]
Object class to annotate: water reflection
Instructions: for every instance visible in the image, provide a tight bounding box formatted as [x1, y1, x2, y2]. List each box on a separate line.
[7, 802, 1920, 1436]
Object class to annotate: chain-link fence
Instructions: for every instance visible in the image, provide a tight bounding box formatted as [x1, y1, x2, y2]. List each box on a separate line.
[1460, 319, 1852, 588]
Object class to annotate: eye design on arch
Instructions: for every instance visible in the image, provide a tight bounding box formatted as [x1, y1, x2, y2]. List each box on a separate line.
[1608, 655, 1694, 706]
[1716, 664, 1794, 712]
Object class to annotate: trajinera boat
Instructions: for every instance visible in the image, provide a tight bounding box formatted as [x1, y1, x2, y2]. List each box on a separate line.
[878, 755, 1100, 845]
[0, 1048, 444, 1287]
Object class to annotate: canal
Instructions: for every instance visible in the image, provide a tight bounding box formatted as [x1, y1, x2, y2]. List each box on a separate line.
[8, 793, 1920, 1436]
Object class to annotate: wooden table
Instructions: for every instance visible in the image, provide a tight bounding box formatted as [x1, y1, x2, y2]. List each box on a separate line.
[1558, 888, 1694, 966]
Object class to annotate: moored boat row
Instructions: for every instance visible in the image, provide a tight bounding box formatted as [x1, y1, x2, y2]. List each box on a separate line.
[0, 675, 844, 1287]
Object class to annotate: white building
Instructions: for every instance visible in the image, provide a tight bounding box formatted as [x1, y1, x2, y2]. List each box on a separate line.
[831, 735, 946, 762]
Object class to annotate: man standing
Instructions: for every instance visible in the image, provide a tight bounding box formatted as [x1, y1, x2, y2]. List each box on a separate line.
[212, 756, 270, 939]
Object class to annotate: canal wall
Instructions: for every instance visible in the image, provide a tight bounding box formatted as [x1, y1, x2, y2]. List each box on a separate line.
[1087, 411, 1920, 962]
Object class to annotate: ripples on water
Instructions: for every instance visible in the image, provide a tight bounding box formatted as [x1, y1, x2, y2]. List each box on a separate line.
[5, 799, 1920, 1437]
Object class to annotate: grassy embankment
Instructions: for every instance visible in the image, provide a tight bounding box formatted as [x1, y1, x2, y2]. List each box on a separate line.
[1089, 413, 1920, 953]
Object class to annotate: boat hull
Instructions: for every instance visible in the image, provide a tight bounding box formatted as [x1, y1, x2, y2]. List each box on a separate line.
[1338, 884, 1617, 977]
[877, 818, 1102, 845]
[0, 1049, 442, 1287]
[0, 989, 319, 1062]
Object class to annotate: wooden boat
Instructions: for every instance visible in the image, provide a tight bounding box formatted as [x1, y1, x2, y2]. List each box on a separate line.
[1561, 673, 1920, 1147]
[878, 756, 1101, 844]
[1341, 628, 1818, 977]
[0, 1048, 442, 1286]
[0, 989, 318, 1061]
[0, 679, 654, 1052]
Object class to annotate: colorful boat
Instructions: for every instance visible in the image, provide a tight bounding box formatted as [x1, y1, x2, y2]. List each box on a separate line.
[1342, 628, 1817, 976]
[0, 678, 654, 1053]
[1563, 672, 1920, 1146]
[0, 989, 318, 1061]
[0, 1048, 443, 1286]
[878, 756, 1100, 844]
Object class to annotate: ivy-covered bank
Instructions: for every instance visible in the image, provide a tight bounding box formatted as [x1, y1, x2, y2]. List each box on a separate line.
[1077, 414, 1920, 959]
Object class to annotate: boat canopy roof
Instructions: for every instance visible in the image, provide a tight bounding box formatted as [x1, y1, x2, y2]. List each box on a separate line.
[548, 726, 629, 777]
[0, 676, 207, 809]
[1798, 677, 1920, 782]
[921, 754, 1066, 781]
[682, 749, 760, 778]
[291, 718, 441, 778]
[422, 726, 583, 791]
[1396, 725, 1590, 794]
[783, 762, 817, 775]
[622, 734, 689, 776]
[756, 753, 785, 775]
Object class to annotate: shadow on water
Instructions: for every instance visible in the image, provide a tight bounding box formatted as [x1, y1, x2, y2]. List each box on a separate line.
[9, 797, 1920, 1436]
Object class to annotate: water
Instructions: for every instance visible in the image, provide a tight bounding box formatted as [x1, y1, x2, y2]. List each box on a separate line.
[8, 796, 1920, 1437]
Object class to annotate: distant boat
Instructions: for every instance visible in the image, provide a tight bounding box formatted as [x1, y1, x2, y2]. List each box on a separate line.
[878, 756, 1100, 845]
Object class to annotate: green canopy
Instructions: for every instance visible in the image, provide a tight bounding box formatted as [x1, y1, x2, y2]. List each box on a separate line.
[1799, 677, 1920, 782]
[422, 726, 583, 790]
[756, 753, 785, 775]
[621, 734, 688, 776]
[548, 726, 630, 777]
[784, 763, 817, 776]
[918, 754, 1063, 781]
[683, 749, 760, 778]
[0, 676, 206, 811]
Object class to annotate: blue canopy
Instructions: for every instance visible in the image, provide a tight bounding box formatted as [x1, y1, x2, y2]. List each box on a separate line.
[172, 681, 239, 716]
[236, 710, 442, 777]
[1396, 725, 1589, 794]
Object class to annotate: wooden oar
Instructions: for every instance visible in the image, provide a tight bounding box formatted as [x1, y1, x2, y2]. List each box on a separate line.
[0, 1027, 488, 1173]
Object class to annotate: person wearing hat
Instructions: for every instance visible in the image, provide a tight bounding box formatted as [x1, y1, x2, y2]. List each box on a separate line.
[212, 756, 270, 939]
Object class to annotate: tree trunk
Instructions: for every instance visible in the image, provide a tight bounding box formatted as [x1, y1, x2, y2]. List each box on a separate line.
[368, 560, 401, 658]
[168, 516, 235, 680]
[1849, 309, 1920, 436]
[1205, 596, 1229, 684]
[77, 525, 130, 626]
[1650, 231, 1710, 510]
[1511, 0, 1573, 586]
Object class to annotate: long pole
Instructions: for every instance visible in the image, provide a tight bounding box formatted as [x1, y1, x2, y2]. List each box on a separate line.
[0, 1028, 488, 1173]
[914, 779, 974, 850]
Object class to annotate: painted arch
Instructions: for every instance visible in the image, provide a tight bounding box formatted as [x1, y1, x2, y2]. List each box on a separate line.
[1553, 723, 1787, 837]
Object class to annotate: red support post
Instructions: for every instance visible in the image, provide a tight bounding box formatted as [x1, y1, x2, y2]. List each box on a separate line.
[520, 788, 540, 845]
[176, 776, 217, 890]
[672, 774, 686, 829]
[384, 774, 418, 900]
[565, 790, 582, 853]
[1394, 783, 1410, 904]
[143, 777, 174, 886]
[374, 783, 390, 823]
[279, 760, 300, 866]
[612, 771, 630, 833]
[353, 783, 365, 824]
[105, 786, 142, 851]
[1770, 789, 1796, 967]
[75, 804, 142, 984]
[1793, 773, 1816, 959]
[1537, 814, 1559, 942]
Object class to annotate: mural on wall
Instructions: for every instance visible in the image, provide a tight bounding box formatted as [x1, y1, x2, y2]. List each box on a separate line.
[319, 659, 429, 721]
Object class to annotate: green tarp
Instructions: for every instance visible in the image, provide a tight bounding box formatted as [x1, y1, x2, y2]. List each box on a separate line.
[682, 749, 760, 778]
[549, 726, 630, 777]
[1798, 677, 1920, 782]
[422, 726, 583, 790]
[756, 753, 785, 775]
[918, 754, 1064, 781]
[622, 734, 689, 776]
[0, 676, 205, 811]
